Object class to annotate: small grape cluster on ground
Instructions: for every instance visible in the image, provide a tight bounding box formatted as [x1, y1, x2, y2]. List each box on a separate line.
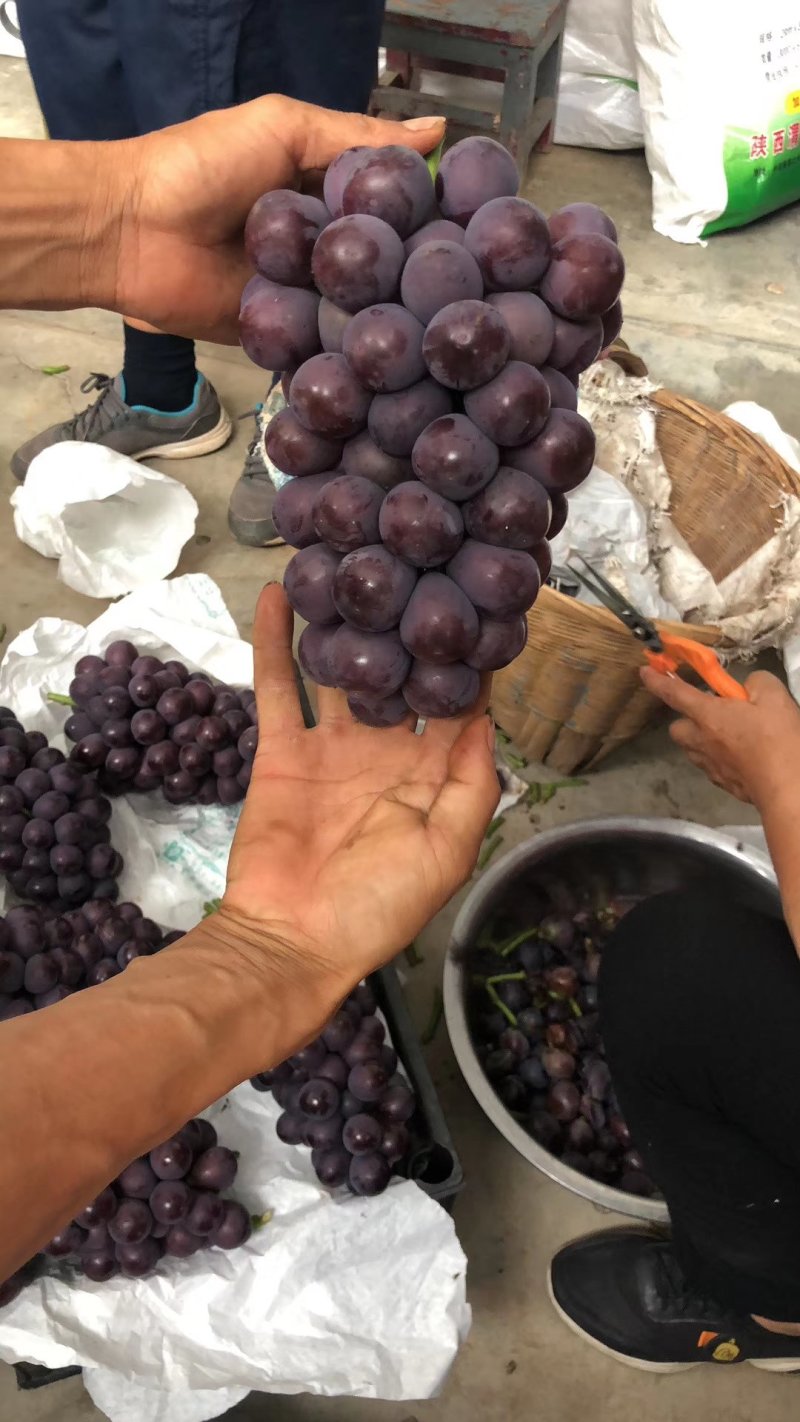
[468, 891, 657, 1198]
[251, 980, 416, 1197]
[239, 135, 624, 725]
[58, 639, 258, 806]
[0, 1117, 251, 1307]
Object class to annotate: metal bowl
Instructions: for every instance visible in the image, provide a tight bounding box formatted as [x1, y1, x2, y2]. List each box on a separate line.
[444, 817, 779, 1222]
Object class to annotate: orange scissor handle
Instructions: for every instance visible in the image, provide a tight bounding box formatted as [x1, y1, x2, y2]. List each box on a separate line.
[645, 634, 749, 702]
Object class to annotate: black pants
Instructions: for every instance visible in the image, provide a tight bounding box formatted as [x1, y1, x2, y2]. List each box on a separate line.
[17, 0, 384, 139]
[600, 889, 800, 1320]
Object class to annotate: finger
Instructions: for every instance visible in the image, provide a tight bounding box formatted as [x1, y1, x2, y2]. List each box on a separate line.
[641, 667, 716, 723]
[315, 684, 352, 724]
[669, 718, 704, 752]
[745, 670, 792, 704]
[252, 583, 305, 737]
[428, 716, 500, 877]
[271, 98, 446, 171]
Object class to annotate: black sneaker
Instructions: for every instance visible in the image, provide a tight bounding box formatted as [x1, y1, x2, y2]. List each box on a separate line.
[549, 1228, 800, 1373]
[11, 373, 232, 482]
[227, 390, 286, 548]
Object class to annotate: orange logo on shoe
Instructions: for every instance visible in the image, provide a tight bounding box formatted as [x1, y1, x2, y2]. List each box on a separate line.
[697, 1332, 718, 1348]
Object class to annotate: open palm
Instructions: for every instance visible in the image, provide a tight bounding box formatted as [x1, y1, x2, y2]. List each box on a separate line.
[222, 586, 499, 994]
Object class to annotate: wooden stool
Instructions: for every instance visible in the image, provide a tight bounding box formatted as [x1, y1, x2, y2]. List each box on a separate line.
[370, 0, 567, 172]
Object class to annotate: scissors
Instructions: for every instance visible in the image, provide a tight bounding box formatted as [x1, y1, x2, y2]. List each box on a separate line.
[567, 555, 748, 702]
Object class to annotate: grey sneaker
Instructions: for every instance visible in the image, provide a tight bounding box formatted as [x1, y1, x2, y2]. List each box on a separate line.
[227, 391, 287, 548]
[10, 373, 233, 483]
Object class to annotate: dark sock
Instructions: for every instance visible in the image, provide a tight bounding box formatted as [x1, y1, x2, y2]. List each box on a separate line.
[122, 325, 198, 412]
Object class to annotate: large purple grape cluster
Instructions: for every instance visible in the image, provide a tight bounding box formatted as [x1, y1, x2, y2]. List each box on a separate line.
[239, 136, 624, 725]
[1, 1117, 251, 1304]
[59, 640, 258, 806]
[0, 705, 122, 909]
[0, 900, 182, 1021]
[250, 981, 416, 1196]
[468, 893, 657, 1199]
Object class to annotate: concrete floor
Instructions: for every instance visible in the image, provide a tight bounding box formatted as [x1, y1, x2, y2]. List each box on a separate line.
[0, 52, 796, 1422]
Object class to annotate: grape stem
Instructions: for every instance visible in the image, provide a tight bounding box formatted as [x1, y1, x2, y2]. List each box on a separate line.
[486, 983, 517, 1027]
[47, 692, 75, 707]
[569, 997, 583, 1018]
[425, 135, 445, 180]
[421, 986, 444, 1045]
[477, 832, 503, 871]
[498, 926, 540, 959]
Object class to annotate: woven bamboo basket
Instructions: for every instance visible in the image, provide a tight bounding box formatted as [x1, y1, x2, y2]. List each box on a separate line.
[493, 387, 800, 773]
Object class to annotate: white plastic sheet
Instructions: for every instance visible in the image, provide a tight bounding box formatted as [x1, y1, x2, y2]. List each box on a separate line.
[0, 573, 471, 1417]
[10, 442, 198, 598]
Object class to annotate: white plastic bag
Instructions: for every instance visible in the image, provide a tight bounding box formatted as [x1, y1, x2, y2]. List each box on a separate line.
[10, 442, 198, 597]
[634, 1, 800, 242]
[555, 0, 643, 149]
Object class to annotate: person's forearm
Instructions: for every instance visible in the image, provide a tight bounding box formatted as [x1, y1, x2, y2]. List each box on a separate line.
[0, 912, 339, 1281]
[758, 785, 800, 956]
[0, 137, 120, 313]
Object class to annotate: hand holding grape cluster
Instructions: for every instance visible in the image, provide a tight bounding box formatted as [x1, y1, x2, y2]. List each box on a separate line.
[239, 135, 624, 725]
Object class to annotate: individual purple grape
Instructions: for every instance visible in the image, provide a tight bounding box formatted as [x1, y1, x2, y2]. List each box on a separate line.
[163, 769, 199, 803]
[0, 786, 24, 815]
[184, 679, 216, 715]
[344, 1031, 381, 1067]
[149, 1137, 193, 1182]
[333, 545, 416, 632]
[297, 623, 341, 688]
[86, 843, 122, 880]
[464, 361, 551, 449]
[379, 481, 463, 568]
[305, 1112, 346, 1150]
[130, 655, 163, 675]
[68, 673, 98, 706]
[403, 660, 480, 719]
[0, 951, 24, 993]
[24, 952, 59, 995]
[75, 653, 106, 676]
[343, 1113, 382, 1155]
[347, 1060, 389, 1104]
[463, 466, 551, 551]
[76, 793, 112, 824]
[244, 188, 330, 286]
[317, 1055, 349, 1092]
[549, 1081, 581, 1122]
[14, 773, 50, 807]
[541, 366, 579, 414]
[322, 146, 371, 216]
[349, 1151, 391, 1196]
[298, 1077, 341, 1121]
[284, 545, 342, 624]
[21, 817, 53, 850]
[265, 407, 342, 479]
[80, 1250, 118, 1282]
[87, 956, 121, 985]
[465, 196, 550, 291]
[400, 240, 483, 326]
[311, 213, 405, 313]
[104, 746, 140, 780]
[239, 274, 320, 370]
[341, 431, 411, 491]
[28, 743, 57, 768]
[465, 614, 528, 671]
[380, 1121, 410, 1165]
[540, 234, 625, 320]
[290, 352, 371, 440]
[237, 725, 259, 763]
[379, 1082, 415, 1123]
[128, 673, 159, 708]
[188, 1145, 238, 1192]
[164, 1222, 203, 1257]
[108, 1198, 153, 1244]
[323, 1009, 357, 1054]
[0, 999, 33, 1020]
[130, 709, 167, 746]
[435, 135, 519, 226]
[347, 690, 411, 727]
[423, 299, 511, 391]
[50, 843, 84, 877]
[601, 299, 623, 350]
[411, 413, 498, 502]
[542, 1048, 576, 1081]
[104, 639, 138, 668]
[276, 1111, 306, 1145]
[342, 302, 426, 393]
[210, 1199, 252, 1249]
[183, 1117, 218, 1155]
[117, 1158, 158, 1199]
[155, 688, 193, 727]
[549, 313, 603, 376]
[341, 144, 434, 236]
[185, 1191, 225, 1237]
[312, 474, 383, 553]
[549, 202, 618, 244]
[212, 746, 242, 778]
[117, 1237, 163, 1277]
[328, 626, 410, 697]
[368, 377, 453, 457]
[318, 296, 352, 352]
[505, 409, 595, 495]
[75, 1186, 117, 1229]
[483, 290, 555, 367]
[404, 218, 465, 255]
[532, 541, 552, 584]
[447, 540, 540, 618]
[46, 1223, 86, 1257]
[195, 715, 231, 750]
[399, 573, 479, 663]
[314, 1147, 351, 1187]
